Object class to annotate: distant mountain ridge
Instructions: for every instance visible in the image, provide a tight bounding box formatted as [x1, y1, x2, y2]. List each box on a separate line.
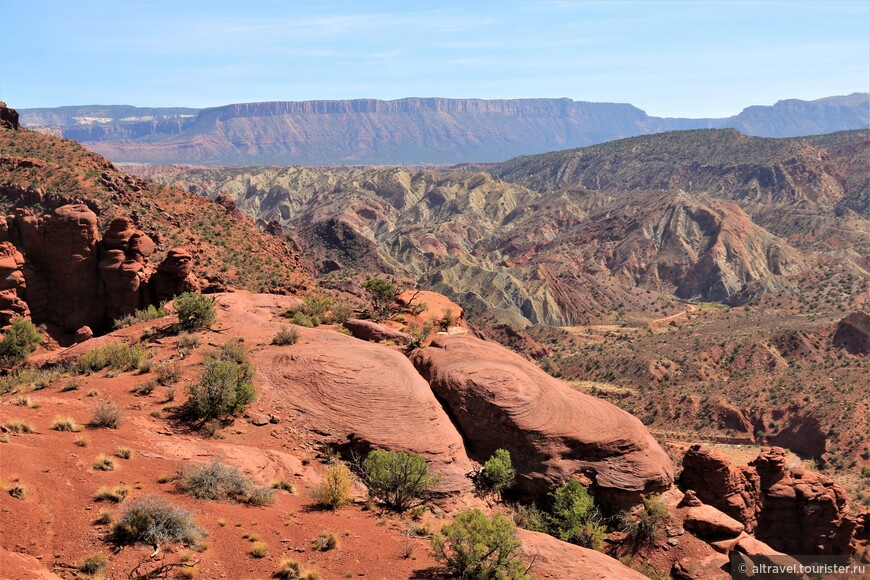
[20, 94, 870, 165]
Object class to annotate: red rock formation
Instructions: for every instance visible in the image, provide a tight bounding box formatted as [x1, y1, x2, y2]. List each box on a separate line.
[832, 312, 870, 355]
[0, 102, 19, 131]
[0, 241, 29, 327]
[256, 326, 473, 492]
[750, 447, 857, 555]
[153, 248, 199, 302]
[1, 205, 198, 333]
[411, 334, 674, 501]
[342, 318, 409, 345]
[680, 444, 761, 531]
[26, 204, 101, 331]
[516, 529, 648, 579]
[681, 445, 859, 556]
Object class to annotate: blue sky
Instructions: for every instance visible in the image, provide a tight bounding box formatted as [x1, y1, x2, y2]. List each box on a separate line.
[1, 0, 867, 117]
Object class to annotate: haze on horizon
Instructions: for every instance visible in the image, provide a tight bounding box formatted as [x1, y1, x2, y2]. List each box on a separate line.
[1, 0, 868, 118]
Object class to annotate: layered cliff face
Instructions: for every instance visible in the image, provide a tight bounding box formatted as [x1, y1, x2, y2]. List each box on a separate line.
[20, 94, 870, 165]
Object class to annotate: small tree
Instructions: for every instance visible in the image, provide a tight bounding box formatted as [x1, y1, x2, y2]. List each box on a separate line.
[431, 509, 530, 579]
[547, 480, 605, 550]
[174, 293, 216, 331]
[361, 278, 399, 321]
[363, 449, 439, 512]
[0, 318, 43, 367]
[480, 449, 516, 493]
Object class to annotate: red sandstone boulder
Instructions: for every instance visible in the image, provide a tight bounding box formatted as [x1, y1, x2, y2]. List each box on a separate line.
[343, 318, 409, 344]
[680, 444, 760, 531]
[683, 504, 745, 538]
[411, 334, 674, 500]
[98, 249, 153, 324]
[153, 248, 199, 301]
[672, 553, 730, 580]
[255, 327, 473, 492]
[516, 529, 648, 579]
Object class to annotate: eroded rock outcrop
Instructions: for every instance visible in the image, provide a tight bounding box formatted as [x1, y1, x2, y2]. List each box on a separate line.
[411, 334, 674, 501]
[750, 447, 857, 555]
[0, 241, 29, 326]
[680, 445, 761, 531]
[681, 445, 859, 555]
[0, 204, 199, 332]
[256, 327, 473, 492]
[0, 102, 19, 131]
[342, 318, 409, 345]
[153, 248, 200, 302]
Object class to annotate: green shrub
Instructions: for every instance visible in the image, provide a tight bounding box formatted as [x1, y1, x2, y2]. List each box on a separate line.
[78, 552, 108, 574]
[0, 318, 43, 367]
[174, 293, 216, 331]
[301, 295, 333, 317]
[363, 450, 439, 512]
[512, 503, 549, 533]
[619, 496, 669, 550]
[329, 301, 354, 323]
[247, 485, 276, 506]
[176, 460, 251, 502]
[156, 361, 181, 385]
[361, 278, 399, 320]
[272, 327, 299, 346]
[311, 462, 352, 509]
[111, 495, 204, 547]
[407, 321, 435, 349]
[289, 311, 316, 327]
[274, 559, 321, 579]
[480, 449, 516, 492]
[76, 342, 149, 374]
[282, 295, 335, 326]
[185, 342, 255, 420]
[89, 400, 123, 428]
[114, 304, 167, 329]
[431, 509, 530, 579]
[547, 480, 605, 550]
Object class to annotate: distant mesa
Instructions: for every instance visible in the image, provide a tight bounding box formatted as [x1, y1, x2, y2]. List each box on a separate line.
[19, 93, 870, 165]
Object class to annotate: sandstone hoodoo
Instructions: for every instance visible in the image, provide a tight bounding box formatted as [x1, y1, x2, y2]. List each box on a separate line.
[680, 445, 861, 556]
[411, 333, 674, 500]
[0, 203, 198, 333]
